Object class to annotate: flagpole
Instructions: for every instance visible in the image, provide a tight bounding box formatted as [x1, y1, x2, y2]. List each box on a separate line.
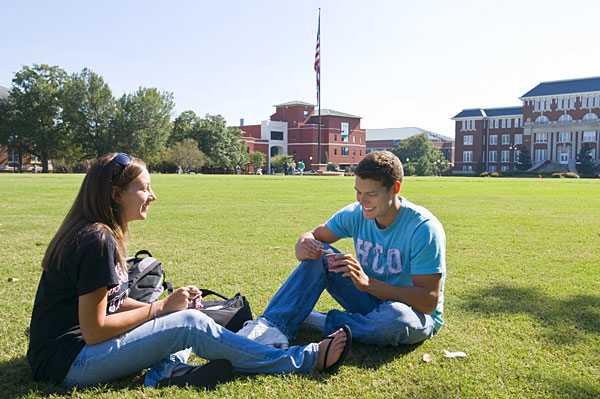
[316, 8, 321, 164]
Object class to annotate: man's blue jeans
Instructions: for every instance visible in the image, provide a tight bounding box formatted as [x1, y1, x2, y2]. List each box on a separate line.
[63, 310, 319, 388]
[262, 246, 436, 346]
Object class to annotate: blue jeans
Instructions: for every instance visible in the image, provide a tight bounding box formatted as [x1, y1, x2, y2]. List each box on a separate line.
[63, 310, 318, 388]
[262, 246, 436, 346]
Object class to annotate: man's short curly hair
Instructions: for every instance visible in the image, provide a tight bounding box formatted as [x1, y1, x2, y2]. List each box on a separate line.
[355, 151, 403, 189]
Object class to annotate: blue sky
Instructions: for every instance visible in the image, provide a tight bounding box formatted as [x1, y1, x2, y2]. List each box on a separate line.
[3, 0, 600, 137]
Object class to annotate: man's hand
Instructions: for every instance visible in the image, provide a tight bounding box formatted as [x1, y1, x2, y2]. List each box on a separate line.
[295, 233, 325, 260]
[329, 254, 371, 292]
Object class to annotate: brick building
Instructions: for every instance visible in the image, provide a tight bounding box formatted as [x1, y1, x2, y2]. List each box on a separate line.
[366, 127, 454, 164]
[239, 101, 366, 171]
[452, 76, 600, 175]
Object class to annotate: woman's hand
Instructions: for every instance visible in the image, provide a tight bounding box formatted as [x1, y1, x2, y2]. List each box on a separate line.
[157, 286, 201, 315]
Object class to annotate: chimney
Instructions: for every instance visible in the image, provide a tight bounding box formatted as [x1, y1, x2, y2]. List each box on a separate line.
[240, 118, 245, 127]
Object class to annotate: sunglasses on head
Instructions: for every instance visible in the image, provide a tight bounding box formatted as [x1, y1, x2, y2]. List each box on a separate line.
[112, 152, 131, 179]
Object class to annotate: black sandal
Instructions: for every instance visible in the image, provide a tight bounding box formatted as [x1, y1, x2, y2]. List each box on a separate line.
[156, 359, 233, 389]
[321, 324, 352, 373]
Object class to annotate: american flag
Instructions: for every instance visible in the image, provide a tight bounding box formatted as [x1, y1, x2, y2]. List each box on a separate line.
[314, 11, 320, 105]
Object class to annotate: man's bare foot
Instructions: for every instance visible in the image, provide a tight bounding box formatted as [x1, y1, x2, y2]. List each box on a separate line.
[315, 328, 347, 371]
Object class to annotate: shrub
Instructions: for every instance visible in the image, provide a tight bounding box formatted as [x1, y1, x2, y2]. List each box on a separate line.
[327, 162, 339, 171]
[480, 172, 489, 177]
[490, 172, 501, 177]
[565, 172, 580, 178]
[552, 172, 564, 178]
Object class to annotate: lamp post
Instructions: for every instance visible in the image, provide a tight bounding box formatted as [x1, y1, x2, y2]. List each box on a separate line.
[8, 134, 18, 173]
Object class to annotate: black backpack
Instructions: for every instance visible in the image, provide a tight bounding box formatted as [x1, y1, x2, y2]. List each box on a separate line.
[127, 250, 172, 303]
[126, 250, 252, 332]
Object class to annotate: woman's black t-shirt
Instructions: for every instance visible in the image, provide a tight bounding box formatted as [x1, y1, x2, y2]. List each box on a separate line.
[27, 232, 129, 383]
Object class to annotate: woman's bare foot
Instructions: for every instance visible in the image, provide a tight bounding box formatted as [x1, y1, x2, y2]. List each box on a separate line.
[315, 328, 347, 371]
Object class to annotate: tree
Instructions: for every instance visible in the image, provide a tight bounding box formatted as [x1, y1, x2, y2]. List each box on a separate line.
[3, 64, 69, 172]
[576, 143, 595, 176]
[248, 151, 266, 173]
[516, 146, 532, 171]
[391, 134, 450, 176]
[110, 87, 174, 162]
[61, 68, 115, 159]
[271, 154, 293, 172]
[169, 138, 206, 173]
[169, 110, 200, 146]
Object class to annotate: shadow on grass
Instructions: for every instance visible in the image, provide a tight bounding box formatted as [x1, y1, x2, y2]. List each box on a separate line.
[0, 355, 148, 399]
[295, 329, 422, 372]
[460, 284, 600, 344]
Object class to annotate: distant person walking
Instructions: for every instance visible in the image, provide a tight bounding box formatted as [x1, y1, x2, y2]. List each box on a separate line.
[290, 161, 296, 176]
[283, 161, 288, 176]
[298, 161, 305, 176]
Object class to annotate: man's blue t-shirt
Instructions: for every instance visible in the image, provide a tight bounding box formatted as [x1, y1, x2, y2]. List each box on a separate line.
[326, 197, 446, 332]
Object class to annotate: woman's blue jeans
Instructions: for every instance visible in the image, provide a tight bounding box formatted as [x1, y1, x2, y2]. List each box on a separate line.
[63, 310, 318, 388]
[262, 245, 436, 346]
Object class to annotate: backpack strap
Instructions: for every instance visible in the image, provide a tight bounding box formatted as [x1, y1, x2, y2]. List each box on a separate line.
[199, 289, 229, 300]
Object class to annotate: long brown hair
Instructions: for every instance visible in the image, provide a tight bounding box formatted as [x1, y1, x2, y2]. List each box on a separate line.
[42, 153, 147, 272]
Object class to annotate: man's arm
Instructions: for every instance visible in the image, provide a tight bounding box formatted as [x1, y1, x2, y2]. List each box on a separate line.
[295, 223, 340, 261]
[332, 254, 442, 315]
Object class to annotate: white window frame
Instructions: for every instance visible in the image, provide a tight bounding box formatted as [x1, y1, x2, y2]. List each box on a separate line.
[535, 149, 547, 162]
[583, 131, 596, 142]
[490, 135, 498, 145]
[463, 151, 473, 163]
[514, 150, 521, 162]
[501, 166, 509, 172]
[559, 132, 571, 143]
[489, 151, 497, 162]
[535, 133, 548, 143]
[501, 150, 510, 163]
[489, 165, 496, 172]
[341, 122, 349, 142]
[463, 135, 473, 145]
[514, 134, 523, 145]
[502, 119, 506, 128]
[502, 134, 510, 145]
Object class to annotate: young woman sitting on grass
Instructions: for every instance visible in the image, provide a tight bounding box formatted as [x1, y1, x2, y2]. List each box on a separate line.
[27, 152, 351, 389]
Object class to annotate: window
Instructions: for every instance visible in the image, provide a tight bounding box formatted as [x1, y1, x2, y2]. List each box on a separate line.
[583, 113, 599, 122]
[341, 147, 349, 156]
[270, 131, 284, 140]
[463, 151, 473, 162]
[360, 137, 362, 143]
[490, 135, 498, 145]
[334, 149, 337, 155]
[559, 132, 571, 142]
[353, 136, 356, 143]
[303, 110, 309, 118]
[515, 150, 521, 162]
[507, 118, 512, 128]
[534, 100, 540, 111]
[489, 166, 496, 172]
[595, 95, 600, 107]
[502, 119, 506, 128]
[535, 149, 547, 162]
[514, 134, 523, 145]
[494, 119, 499, 129]
[489, 151, 497, 162]
[534, 116, 549, 125]
[353, 149, 356, 156]
[501, 166, 509, 172]
[558, 114, 573, 123]
[569, 97, 575, 109]
[501, 150, 510, 163]
[514, 117, 519, 127]
[334, 134, 337, 141]
[462, 165, 473, 171]
[583, 131, 596, 142]
[464, 135, 473, 145]
[582, 96, 588, 108]
[360, 150, 362, 156]
[557, 98, 563, 109]
[502, 134, 510, 145]
[341, 122, 349, 142]
[535, 133, 548, 143]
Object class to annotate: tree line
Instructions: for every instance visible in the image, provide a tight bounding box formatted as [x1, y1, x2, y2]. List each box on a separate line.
[0, 64, 253, 173]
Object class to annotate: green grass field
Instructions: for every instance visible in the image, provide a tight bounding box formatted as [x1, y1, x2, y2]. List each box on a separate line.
[0, 174, 598, 399]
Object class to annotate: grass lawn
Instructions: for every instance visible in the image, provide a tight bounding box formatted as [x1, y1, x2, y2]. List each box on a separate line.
[0, 174, 598, 399]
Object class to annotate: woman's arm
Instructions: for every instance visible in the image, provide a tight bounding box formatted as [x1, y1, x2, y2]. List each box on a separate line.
[78, 286, 195, 345]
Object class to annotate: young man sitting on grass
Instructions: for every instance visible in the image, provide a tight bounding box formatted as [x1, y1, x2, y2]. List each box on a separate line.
[238, 150, 446, 348]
